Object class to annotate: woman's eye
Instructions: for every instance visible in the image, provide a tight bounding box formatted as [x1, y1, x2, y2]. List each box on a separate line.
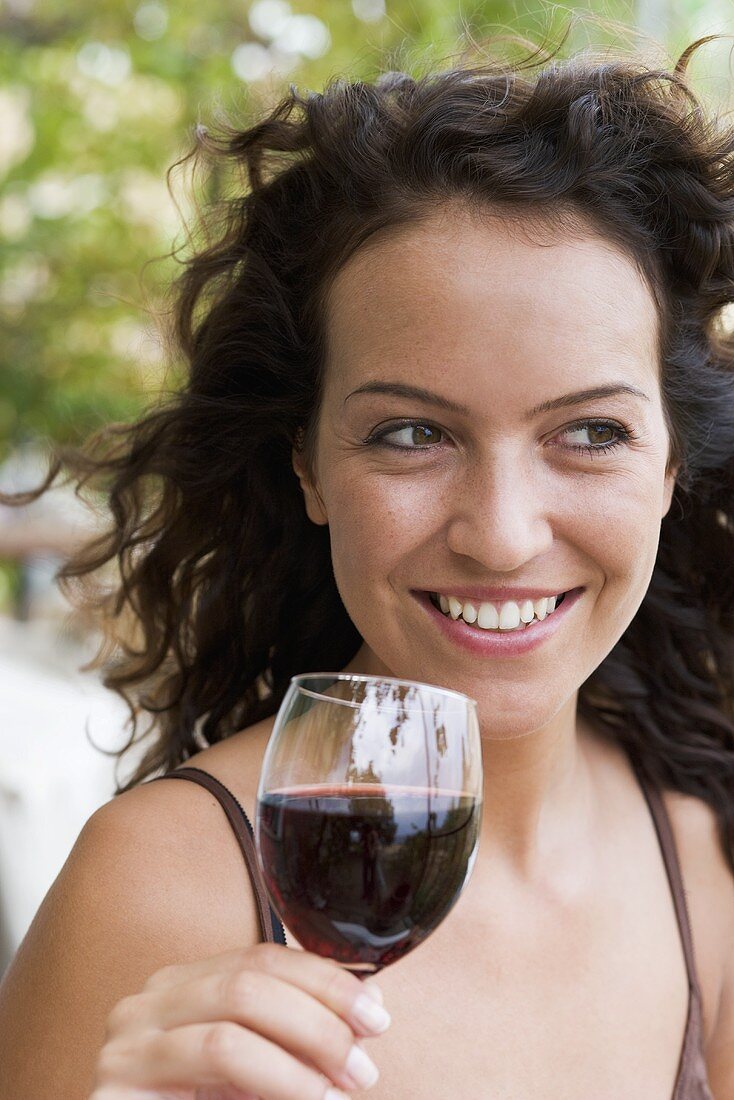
[559, 420, 633, 456]
[366, 422, 443, 450]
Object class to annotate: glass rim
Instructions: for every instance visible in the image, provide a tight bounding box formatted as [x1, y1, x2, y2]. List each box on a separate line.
[288, 671, 478, 711]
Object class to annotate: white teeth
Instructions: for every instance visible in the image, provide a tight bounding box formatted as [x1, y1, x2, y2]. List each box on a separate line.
[519, 599, 535, 624]
[462, 601, 478, 624]
[498, 602, 521, 630]
[476, 602, 499, 629]
[432, 590, 567, 631]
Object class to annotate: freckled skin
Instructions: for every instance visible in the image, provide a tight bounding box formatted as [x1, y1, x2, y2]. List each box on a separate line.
[293, 204, 677, 750]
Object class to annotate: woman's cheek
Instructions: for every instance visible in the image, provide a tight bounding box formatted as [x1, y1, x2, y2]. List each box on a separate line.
[327, 475, 437, 600]
[330, 480, 422, 558]
[585, 476, 667, 637]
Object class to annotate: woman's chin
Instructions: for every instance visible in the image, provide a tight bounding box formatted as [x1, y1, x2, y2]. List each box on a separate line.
[471, 700, 566, 739]
[340, 633, 584, 738]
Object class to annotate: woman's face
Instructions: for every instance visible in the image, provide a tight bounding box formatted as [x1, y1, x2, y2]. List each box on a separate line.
[293, 205, 678, 738]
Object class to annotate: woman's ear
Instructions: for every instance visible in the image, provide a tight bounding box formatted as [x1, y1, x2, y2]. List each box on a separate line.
[661, 462, 679, 518]
[292, 440, 329, 526]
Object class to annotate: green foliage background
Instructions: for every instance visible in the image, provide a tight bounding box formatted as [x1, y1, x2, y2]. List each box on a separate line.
[0, 0, 730, 457]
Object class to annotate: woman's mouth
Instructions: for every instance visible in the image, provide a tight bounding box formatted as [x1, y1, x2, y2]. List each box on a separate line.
[412, 587, 584, 658]
[427, 589, 568, 630]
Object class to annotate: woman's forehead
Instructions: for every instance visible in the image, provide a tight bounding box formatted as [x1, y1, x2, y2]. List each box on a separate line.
[323, 210, 660, 401]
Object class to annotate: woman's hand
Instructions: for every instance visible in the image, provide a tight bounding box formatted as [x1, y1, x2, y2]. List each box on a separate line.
[89, 943, 391, 1100]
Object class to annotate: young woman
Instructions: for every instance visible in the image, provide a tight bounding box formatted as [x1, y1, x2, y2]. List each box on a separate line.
[1, 35, 733, 1100]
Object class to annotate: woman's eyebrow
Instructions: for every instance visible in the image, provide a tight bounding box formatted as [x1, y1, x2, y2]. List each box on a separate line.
[344, 381, 469, 414]
[343, 380, 650, 418]
[525, 383, 650, 418]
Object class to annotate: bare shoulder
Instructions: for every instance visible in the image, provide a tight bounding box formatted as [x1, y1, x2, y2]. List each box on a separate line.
[661, 788, 734, 1090]
[0, 718, 274, 1100]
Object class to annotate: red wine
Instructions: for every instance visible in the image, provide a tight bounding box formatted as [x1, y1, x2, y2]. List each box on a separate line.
[257, 784, 480, 972]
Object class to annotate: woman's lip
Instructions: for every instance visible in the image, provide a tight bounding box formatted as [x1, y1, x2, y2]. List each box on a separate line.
[410, 587, 584, 658]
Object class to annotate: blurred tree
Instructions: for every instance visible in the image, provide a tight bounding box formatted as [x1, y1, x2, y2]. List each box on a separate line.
[0, 0, 730, 462]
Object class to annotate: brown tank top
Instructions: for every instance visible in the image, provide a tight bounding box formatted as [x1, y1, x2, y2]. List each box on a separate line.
[154, 763, 713, 1100]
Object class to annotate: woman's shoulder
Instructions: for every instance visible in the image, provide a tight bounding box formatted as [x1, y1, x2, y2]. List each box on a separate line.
[592, 727, 733, 1023]
[28, 714, 279, 995]
[660, 787, 734, 1066]
[64, 712, 278, 961]
[660, 785, 734, 945]
[0, 718, 277, 1098]
[86, 713, 277, 935]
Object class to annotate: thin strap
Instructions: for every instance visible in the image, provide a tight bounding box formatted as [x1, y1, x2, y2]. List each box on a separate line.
[628, 759, 715, 1099]
[151, 767, 286, 946]
[631, 762, 701, 1001]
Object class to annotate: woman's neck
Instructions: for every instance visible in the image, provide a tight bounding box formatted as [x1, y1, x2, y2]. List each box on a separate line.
[339, 645, 599, 880]
[477, 706, 597, 876]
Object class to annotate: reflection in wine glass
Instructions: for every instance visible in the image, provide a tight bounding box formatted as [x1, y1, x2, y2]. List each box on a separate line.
[256, 673, 482, 975]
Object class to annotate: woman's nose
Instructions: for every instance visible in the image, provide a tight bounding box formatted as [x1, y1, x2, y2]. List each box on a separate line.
[444, 451, 554, 573]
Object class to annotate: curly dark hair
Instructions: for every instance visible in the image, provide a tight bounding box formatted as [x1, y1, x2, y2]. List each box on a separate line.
[6, 33, 734, 870]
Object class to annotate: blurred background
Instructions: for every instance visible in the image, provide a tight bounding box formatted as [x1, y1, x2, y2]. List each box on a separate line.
[0, 0, 731, 975]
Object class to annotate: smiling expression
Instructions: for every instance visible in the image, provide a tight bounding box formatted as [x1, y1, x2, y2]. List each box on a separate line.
[292, 204, 678, 737]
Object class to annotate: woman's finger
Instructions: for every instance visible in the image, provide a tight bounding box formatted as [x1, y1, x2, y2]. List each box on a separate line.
[97, 1022, 354, 1100]
[131, 962, 388, 1039]
[115, 969, 380, 1092]
[139, 945, 389, 1040]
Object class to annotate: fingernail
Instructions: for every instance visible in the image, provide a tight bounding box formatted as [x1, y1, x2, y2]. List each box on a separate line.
[325, 1090, 351, 1100]
[345, 1043, 380, 1089]
[361, 980, 383, 1005]
[352, 992, 391, 1033]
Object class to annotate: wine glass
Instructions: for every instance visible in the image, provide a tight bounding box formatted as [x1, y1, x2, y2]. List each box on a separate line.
[255, 673, 482, 976]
